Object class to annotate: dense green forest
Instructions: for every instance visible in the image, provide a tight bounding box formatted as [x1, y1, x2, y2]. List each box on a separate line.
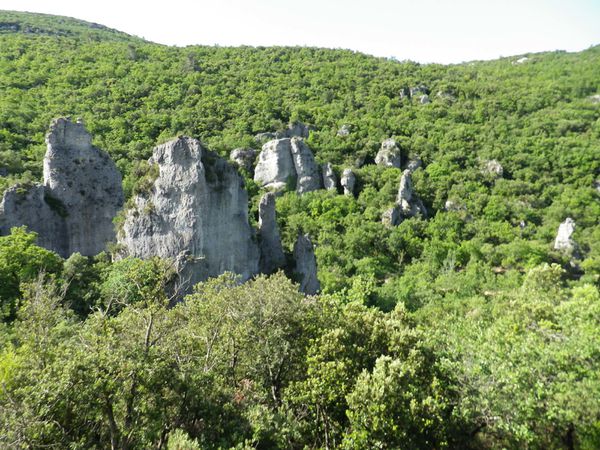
[1, 11, 599, 449]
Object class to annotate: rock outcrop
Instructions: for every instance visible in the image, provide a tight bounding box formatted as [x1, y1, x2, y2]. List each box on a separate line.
[0, 183, 68, 253]
[382, 170, 426, 226]
[397, 170, 426, 217]
[258, 192, 286, 274]
[118, 136, 259, 290]
[0, 118, 123, 257]
[254, 138, 296, 190]
[340, 169, 356, 196]
[482, 159, 504, 178]
[419, 94, 431, 104]
[291, 138, 322, 194]
[375, 138, 402, 168]
[254, 138, 321, 194]
[554, 218, 578, 254]
[322, 162, 338, 191]
[230, 148, 257, 173]
[293, 233, 320, 295]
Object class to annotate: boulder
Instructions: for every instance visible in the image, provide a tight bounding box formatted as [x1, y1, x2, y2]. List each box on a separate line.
[290, 137, 322, 194]
[118, 136, 259, 291]
[399, 87, 410, 99]
[322, 162, 338, 191]
[375, 138, 402, 168]
[0, 118, 123, 258]
[554, 218, 577, 254]
[482, 159, 504, 178]
[340, 168, 356, 196]
[258, 192, 286, 274]
[254, 138, 296, 190]
[230, 148, 257, 172]
[293, 233, 320, 295]
[419, 94, 431, 104]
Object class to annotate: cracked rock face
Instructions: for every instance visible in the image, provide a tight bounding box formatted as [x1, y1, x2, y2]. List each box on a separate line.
[382, 205, 401, 227]
[119, 136, 259, 291]
[258, 192, 286, 274]
[254, 138, 322, 194]
[375, 138, 402, 168]
[322, 162, 338, 191]
[0, 118, 123, 257]
[340, 169, 356, 196]
[44, 118, 124, 256]
[293, 233, 320, 295]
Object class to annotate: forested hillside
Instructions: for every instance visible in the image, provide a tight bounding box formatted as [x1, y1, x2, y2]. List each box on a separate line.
[0, 11, 599, 449]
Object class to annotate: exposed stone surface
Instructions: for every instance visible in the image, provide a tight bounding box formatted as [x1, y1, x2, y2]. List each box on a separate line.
[482, 159, 504, 178]
[382, 170, 426, 226]
[554, 218, 577, 254]
[293, 233, 320, 295]
[381, 205, 401, 227]
[419, 94, 431, 104]
[399, 87, 410, 99]
[0, 183, 67, 253]
[118, 136, 259, 291]
[396, 170, 427, 218]
[375, 138, 402, 168]
[0, 118, 123, 257]
[230, 148, 257, 173]
[594, 180, 600, 193]
[340, 168, 356, 196]
[291, 137, 322, 194]
[254, 138, 296, 191]
[254, 138, 321, 194]
[258, 192, 286, 274]
[322, 162, 338, 191]
[337, 124, 351, 137]
[444, 200, 465, 212]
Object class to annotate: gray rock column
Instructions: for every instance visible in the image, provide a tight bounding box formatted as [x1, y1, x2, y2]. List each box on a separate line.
[293, 233, 320, 295]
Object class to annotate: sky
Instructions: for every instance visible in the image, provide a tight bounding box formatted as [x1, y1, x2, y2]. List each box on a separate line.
[2, 0, 600, 64]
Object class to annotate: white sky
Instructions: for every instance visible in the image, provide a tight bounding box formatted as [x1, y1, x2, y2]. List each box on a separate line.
[2, 0, 599, 63]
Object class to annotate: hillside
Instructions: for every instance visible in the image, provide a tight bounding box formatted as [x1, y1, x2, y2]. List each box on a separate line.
[0, 11, 599, 449]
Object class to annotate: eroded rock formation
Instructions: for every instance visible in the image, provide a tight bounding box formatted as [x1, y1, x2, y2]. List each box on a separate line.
[254, 137, 321, 194]
[293, 233, 320, 295]
[118, 136, 259, 290]
[375, 138, 402, 168]
[0, 118, 123, 257]
[381, 169, 426, 226]
[554, 218, 577, 254]
[322, 163, 338, 191]
[341, 169, 356, 196]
